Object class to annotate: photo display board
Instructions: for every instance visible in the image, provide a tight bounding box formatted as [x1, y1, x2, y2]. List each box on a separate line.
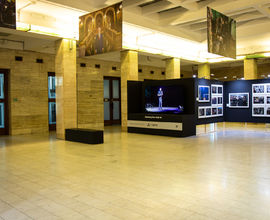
[79, 2, 122, 57]
[229, 93, 249, 108]
[0, 0, 16, 29]
[207, 7, 236, 59]
[198, 86, 210, 102]
[198, 84, 223, 118]
[252, 83, 270, 117]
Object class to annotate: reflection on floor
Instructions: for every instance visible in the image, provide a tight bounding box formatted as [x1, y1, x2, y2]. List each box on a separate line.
[0, 123, 270, 220]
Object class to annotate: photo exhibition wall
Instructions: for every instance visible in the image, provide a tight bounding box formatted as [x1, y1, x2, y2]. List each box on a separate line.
[79, 2, 122, 57]
[127, 78, 270, 137]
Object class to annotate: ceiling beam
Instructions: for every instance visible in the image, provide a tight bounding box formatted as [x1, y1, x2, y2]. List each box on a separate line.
[170, 0, 269, 26]
[141, 1, 173, 15]
[123, 0, 151, 8]
[254, 5, 270, 18]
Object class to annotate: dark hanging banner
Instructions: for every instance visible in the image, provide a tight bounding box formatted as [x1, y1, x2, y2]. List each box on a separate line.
[207, 7, 236, 59]
[79, 2, 122, 57]
[0, 0, 16, 29]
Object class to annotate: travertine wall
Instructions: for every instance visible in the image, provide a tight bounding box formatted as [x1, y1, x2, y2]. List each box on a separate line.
[76, 57, 166, 131]
[55, 39, 77, 139]
[0, 47, 174, 135]
[0, 48, 54, 135]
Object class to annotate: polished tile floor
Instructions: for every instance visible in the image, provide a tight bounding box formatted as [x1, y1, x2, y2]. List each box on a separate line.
[0, 123, 270, 220]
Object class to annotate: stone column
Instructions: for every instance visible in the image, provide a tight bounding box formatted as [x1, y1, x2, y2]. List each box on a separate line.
[198, 63, 210, 79]
[55, 39, 77, 139]
[165, 58, 181, 79]
[121, 50, 138, 131]
[244, 59, 258, 80]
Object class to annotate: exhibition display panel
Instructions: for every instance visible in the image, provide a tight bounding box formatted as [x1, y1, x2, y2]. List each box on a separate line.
[128, 78, 270, 138]
[252, 83, 270, 117]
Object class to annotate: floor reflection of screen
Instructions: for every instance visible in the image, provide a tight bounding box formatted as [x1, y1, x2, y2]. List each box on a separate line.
[145, 85, 184, 114]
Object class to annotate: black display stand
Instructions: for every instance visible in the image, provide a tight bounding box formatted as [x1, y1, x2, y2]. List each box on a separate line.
[128, 79, 196, 138]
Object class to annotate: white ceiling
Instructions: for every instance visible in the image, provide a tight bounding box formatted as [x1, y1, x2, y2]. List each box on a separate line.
[35, 0, 270, 43]
[1, 0, 270, 67]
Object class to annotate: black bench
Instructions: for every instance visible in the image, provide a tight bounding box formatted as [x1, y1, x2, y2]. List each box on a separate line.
[65, 129, 104, 144]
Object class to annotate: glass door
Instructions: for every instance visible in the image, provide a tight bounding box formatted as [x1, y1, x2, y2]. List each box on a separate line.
[104, 77, 121, 125]
[0, 70, 9, 135]
[48, 72, 56, 130]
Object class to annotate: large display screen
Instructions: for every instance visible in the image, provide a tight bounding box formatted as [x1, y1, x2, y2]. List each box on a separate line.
[207, 7, 236, 59]
[0, 0, 16, 29]
[79, 2, 122, 57]
[145, 85, 184, 114]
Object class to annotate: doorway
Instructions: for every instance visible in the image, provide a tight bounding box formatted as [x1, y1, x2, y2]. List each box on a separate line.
[48, 72, 56, 131]
[104, 77, 121, 125]
[0, 69, 9, 135]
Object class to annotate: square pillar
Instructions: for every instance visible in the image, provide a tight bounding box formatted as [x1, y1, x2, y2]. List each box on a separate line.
[165, 58, 181, 79]
[55, 39, 77, 139]
[198, 63, 210, 79]
[121, 50, 138, 131]
[244, 59, 258, 80]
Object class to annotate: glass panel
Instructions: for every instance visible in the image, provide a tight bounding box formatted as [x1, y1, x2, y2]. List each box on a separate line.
[104, 101, 110, 121]
[0, 103, 4, 128]
[48, 76, 56, 99]
[104, 80, 110, 99]
[49, 102, 56, 124]
[0, 74, 4, 99]
[113, 101, 120, 120]
[112, 80, 119, 99]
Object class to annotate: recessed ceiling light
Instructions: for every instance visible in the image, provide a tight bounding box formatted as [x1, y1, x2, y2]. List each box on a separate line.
[224, 76, 228, 79]
[193, 75, 197, 78]
[211, 74, 215, 76]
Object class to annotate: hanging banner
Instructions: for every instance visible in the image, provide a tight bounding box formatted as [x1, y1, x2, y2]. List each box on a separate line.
[207, 7, 236, 59]
[0, 0, 16, 29]
[79, 2, 122, 57]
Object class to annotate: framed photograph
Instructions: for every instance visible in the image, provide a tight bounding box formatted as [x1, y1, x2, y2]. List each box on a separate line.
[198, 86, 210, 102]
[218, 86, 223, 94]
[218, 97, 223, 105]
[229, 93, 249, 108]
[218, 107, 223, 115]
[266, 106, 270, 116]
[253, 107, 265, 116]
[198, 107, 206, 119]
[267, 97, 270, 104]
[267, 85, 270, 94]
[206, 107, 211, 117]
[212, 97, 217, 105]
[253, 96, 265, 105]
[212, 85, 217, 94]
[212, 108, 217, 116]
[253, 85, 265, 94]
